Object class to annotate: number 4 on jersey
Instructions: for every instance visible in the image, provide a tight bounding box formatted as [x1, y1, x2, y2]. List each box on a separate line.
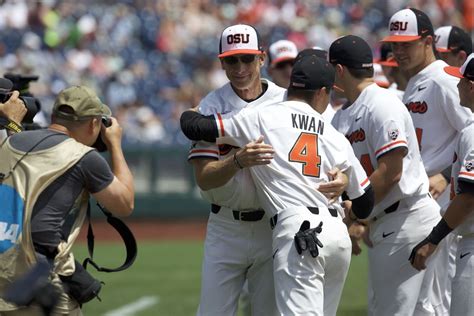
[289, 132, 321, 177]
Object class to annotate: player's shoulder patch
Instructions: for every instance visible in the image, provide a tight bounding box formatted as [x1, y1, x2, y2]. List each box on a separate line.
[465, 160, 474, 172]
[388, 128, 399, 140]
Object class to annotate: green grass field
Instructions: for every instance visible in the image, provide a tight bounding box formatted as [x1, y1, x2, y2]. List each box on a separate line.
[74, 241, 368, 315]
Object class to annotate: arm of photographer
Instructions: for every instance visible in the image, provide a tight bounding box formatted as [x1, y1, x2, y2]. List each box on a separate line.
[0, 91, 27, 131]
[92, 118, 134, 217]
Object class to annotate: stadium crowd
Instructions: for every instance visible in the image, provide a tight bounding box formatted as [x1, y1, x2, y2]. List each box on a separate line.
[0, 0, 471, 146]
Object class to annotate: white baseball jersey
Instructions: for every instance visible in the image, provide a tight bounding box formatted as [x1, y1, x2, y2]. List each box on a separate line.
[403, 60, 471, 176]
[188, 79, 286, 210]
[214, 100, 370, 217]
[332, 83, 429, 217]
[322, 103, 337, 122]
[450, 118, 474, 236]
[388, 82, 404, 100]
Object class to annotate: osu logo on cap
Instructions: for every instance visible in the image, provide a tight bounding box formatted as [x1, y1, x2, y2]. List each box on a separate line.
[390, 21, 408, 31]
[227, 33, 250, 45]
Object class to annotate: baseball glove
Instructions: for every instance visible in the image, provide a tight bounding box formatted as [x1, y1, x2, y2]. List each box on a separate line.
[294, 220, 324, 258]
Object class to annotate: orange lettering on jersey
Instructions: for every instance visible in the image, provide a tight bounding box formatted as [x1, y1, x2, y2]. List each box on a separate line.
[345, 128, 366, 145]
[360, 154, 374, 176]
[415, 128, 423, 151]
[406, 101, 428, 114]
[288, 132, 321, 177]
[450, 177, 455, 200]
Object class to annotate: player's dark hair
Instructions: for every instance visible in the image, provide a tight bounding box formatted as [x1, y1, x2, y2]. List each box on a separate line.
[346, 67, 374, 79]
[287, 87, 331, 104]
[287, 89, 316, 104]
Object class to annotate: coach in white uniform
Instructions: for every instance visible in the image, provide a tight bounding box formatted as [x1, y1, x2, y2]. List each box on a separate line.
[383, 9, 472, 314]
[330, 35, 442, 316]
[188, 24, 286, 316]
[181, 55, 374, 316]
[410, 53, 474, 316]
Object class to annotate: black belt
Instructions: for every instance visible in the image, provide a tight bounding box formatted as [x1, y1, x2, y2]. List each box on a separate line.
[270, 207, 337, 230]
[372, 201, 400, 222]
[211, 204, 265, 222]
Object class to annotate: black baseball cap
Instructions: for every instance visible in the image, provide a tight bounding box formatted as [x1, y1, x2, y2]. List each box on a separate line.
[382, 8, 434, 42]
[295, 48, 328, 62]
[444, 53, 474, 80]
[329, 35, 373, 69]
[289, 55, 335, 90]
[435, 26, 473, 55]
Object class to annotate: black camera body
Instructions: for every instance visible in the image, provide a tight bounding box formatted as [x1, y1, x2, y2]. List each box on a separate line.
[0, 73, 41, 125]
[92, 116, 112, 152]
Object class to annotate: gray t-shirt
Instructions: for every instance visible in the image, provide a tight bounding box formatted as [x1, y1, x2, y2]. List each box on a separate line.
[9, 129, 114, 256]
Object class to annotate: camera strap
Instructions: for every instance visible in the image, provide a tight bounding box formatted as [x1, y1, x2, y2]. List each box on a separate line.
[0, 116, 23, 134]
[82, 202, 137, 273]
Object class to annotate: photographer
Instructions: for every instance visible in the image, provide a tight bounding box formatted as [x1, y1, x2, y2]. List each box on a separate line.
[0, 90, 27, 134]
[0, 86, 134, 315]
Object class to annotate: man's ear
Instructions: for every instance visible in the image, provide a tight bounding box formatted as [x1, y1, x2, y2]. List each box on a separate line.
[424, 35, 434, 47]
[259, 53, 266, 67]
[458, 50, 467, 64]
[89, 117, 99, 134]
[336, 64, 344, 77]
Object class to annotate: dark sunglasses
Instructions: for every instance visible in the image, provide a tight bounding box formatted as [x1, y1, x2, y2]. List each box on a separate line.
[222, 55, 257, 65]
[274, 60, 294, 69]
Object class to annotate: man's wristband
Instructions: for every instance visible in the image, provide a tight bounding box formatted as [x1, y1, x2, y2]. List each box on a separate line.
[0, 116, 23, 134]
[233, 153, 244, 169]
[427, 218, 453, 245]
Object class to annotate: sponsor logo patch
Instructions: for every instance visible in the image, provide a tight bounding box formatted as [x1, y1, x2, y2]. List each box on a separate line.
[388, 129, 399, 140]
[465, 160, 474, 172]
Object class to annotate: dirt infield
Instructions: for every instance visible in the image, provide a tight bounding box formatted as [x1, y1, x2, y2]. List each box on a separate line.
[77, 219, 208, 242]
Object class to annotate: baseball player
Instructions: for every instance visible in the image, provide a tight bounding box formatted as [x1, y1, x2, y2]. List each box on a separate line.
[294, 48, 341, 123]
[181, 55, 374, 316]
[188, 24, 348, 316]
[410, 53, 474, 316]
[383, 9, 472, 313]
[188, 24, 285, 316]
[374, 43, 406, 99]
[435, 25, 472, 67]
[329, 35, 442, 316]
[267, 39, 298, 89]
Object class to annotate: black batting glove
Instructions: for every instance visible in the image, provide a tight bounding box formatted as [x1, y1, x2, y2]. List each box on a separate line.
[294, 220, 324, 258]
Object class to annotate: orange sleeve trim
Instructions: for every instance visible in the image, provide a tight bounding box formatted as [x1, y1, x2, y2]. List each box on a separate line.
[374, 140, 407, 156]
[360, 178, 370, 187]
[459, 171, 474, 177]
[217, 113, 225, 137]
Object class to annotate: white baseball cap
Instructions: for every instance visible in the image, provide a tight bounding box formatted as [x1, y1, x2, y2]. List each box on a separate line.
[435, 26, 472, 54]
[218, 24, 263, 58]
[268, 40, 298, 65]
[444, 53, 474, 80]
[382, 8, 434, 42]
